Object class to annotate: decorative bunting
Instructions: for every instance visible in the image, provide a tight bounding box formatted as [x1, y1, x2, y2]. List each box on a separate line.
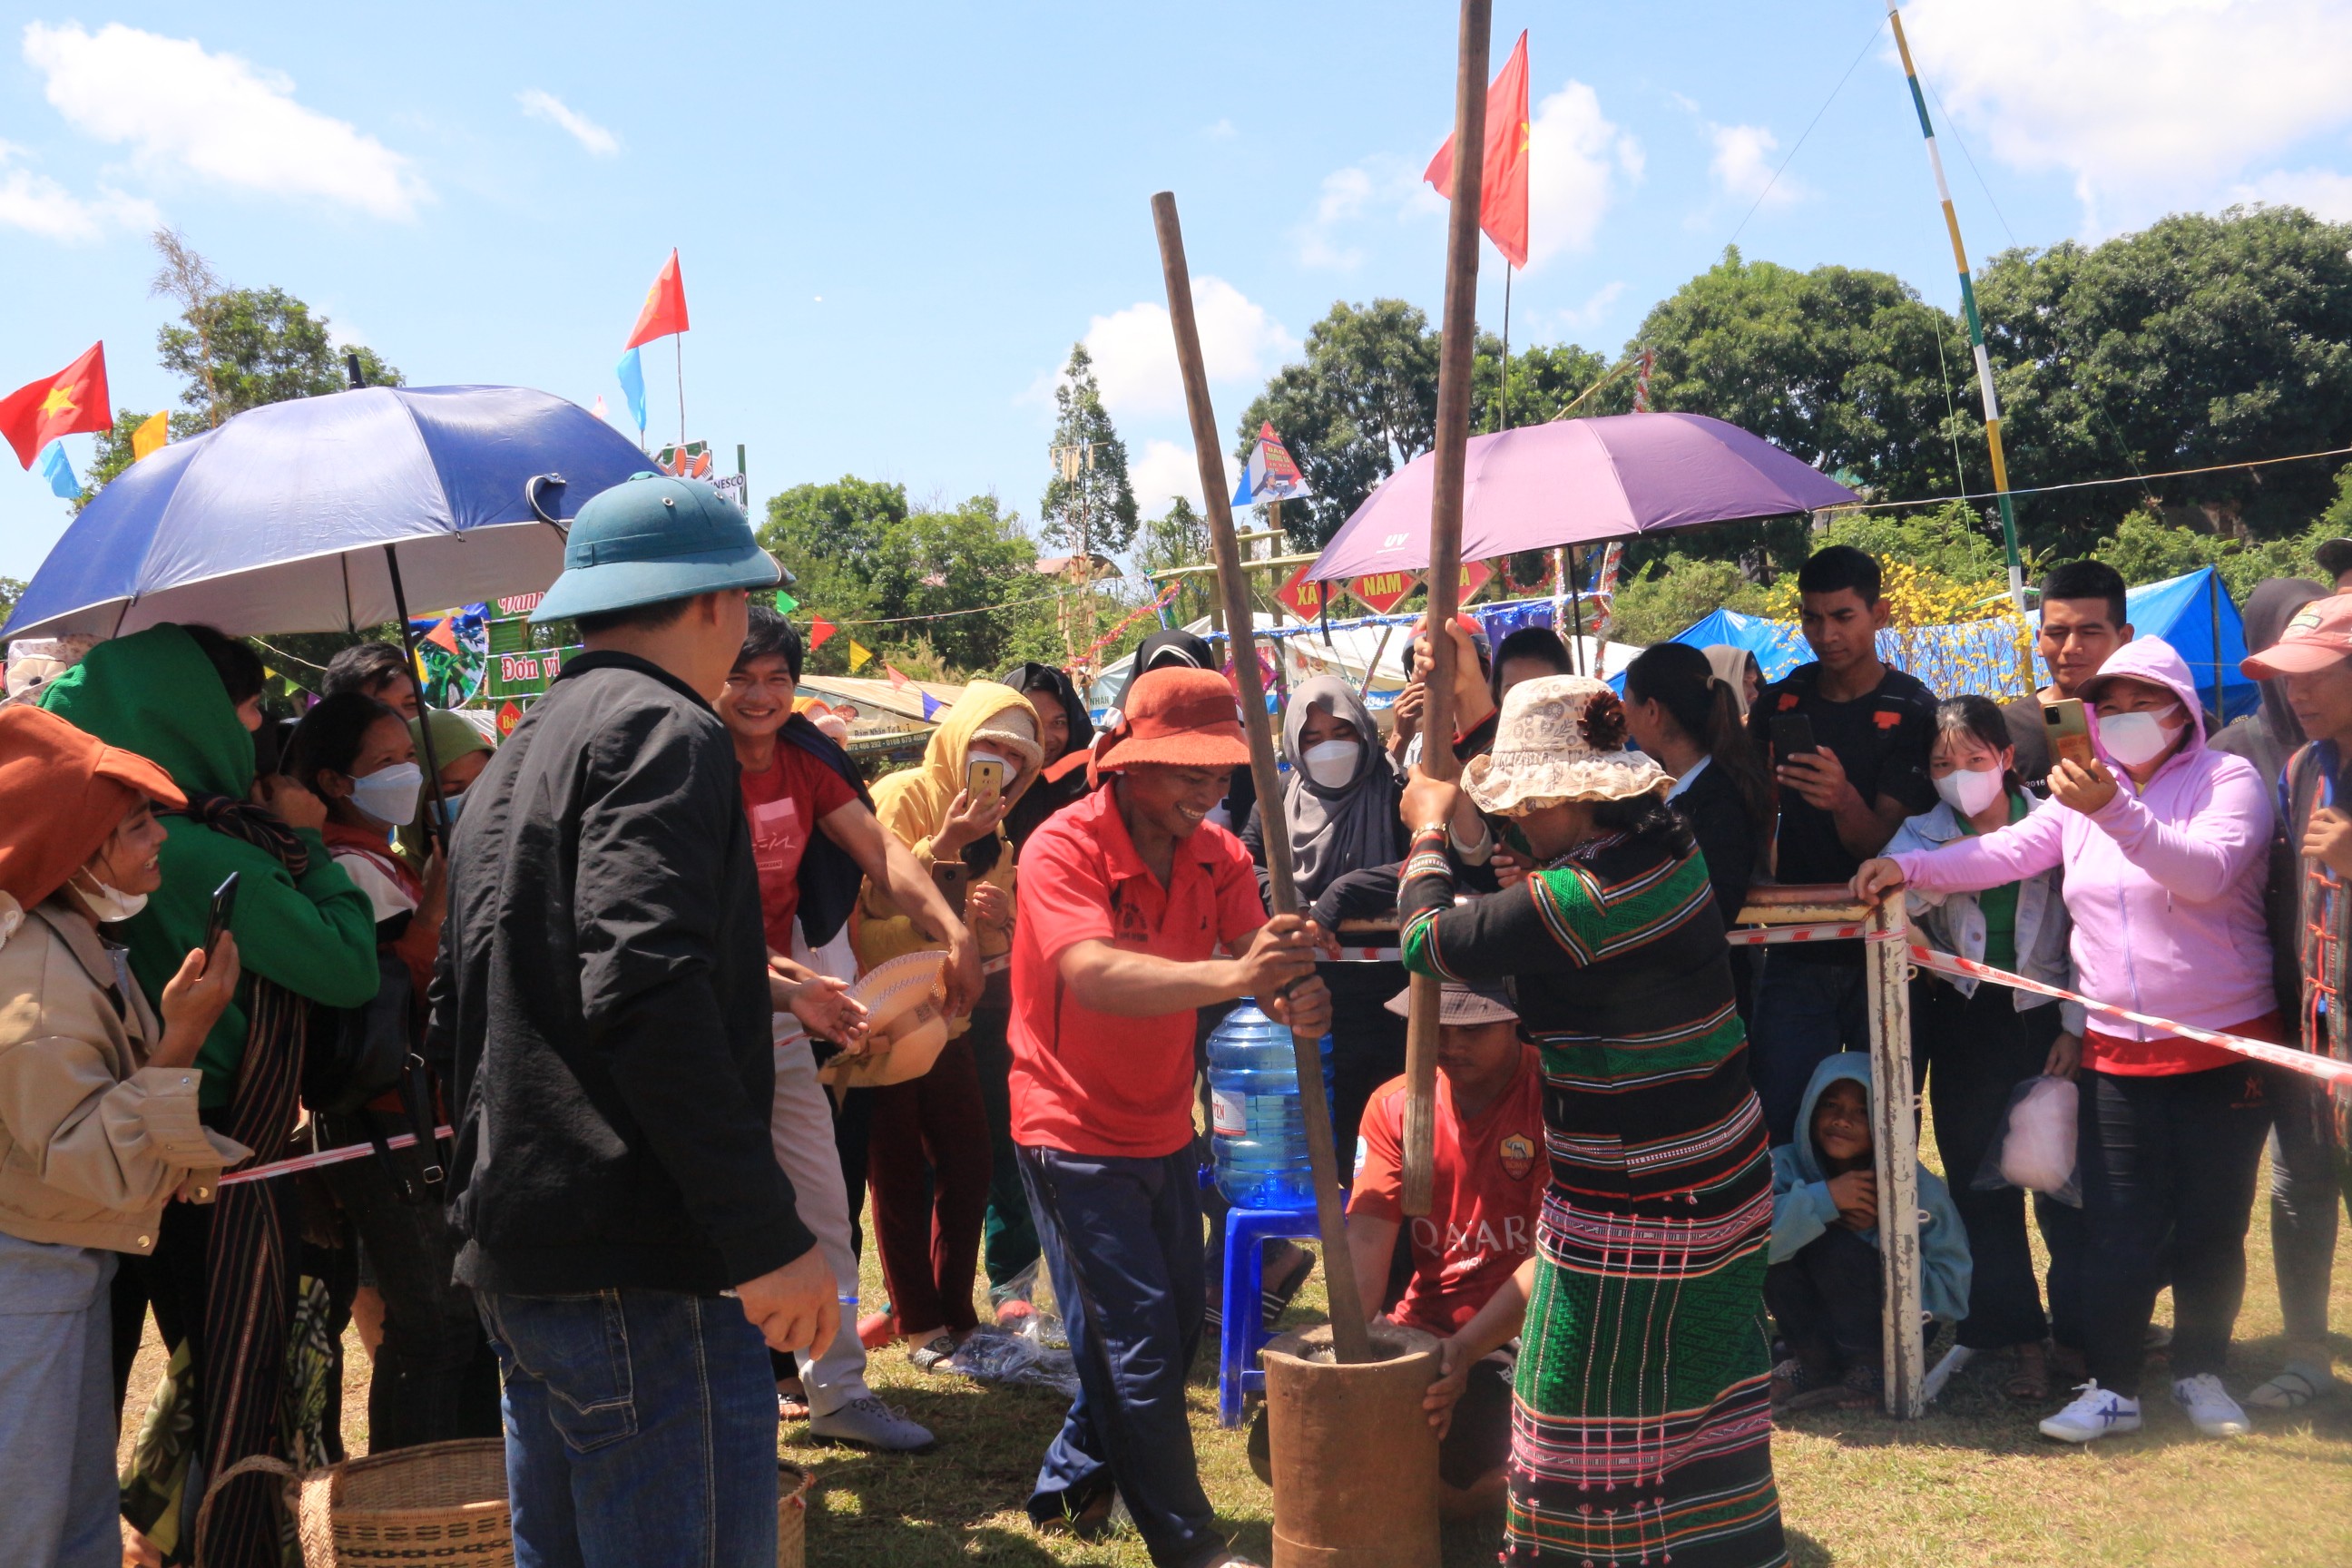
[131, 410, 170, 463]
[885, 665, 911, 691]
[847, 640, 873, 672]
[36, 442, 77, 500]
[495, 701, 524, 738]
[920, 691, 943, 720]
[808, 614, 838, 650]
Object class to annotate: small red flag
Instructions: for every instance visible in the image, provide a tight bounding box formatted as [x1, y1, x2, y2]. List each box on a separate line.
[623, 250, 690, 350]
[885, 665, 911, 691]
[0, 342, 111, 468]
[1423, 31, 1531, 270]
[807, 614, 838, 651]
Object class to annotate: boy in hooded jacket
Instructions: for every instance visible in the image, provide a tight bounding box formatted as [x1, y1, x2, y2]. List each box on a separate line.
[1767, 1053, 1970, 1412]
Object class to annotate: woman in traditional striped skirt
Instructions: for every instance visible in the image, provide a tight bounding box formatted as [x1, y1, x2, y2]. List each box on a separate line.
[1404, 674, 1785, 1568]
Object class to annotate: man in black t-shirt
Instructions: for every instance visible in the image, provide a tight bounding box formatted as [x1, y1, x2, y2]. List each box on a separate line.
[1747, 545, 1938, 1142]
[1998, 559, 2133, 789]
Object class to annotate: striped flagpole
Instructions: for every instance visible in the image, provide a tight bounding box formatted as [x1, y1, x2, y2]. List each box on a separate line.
[1886, 1, 2026, 609]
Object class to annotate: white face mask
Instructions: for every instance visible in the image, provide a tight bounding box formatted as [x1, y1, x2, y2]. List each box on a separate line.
[2097, 707, 2185, 769]
[1934, 764, 2006, 818]
[1301, 739, 1362, 789]
[72, 867, 148, 923]
[349, 761, 424, 827]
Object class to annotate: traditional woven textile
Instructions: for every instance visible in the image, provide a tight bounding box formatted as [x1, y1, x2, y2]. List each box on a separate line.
[1403, 826, 1786, 1568]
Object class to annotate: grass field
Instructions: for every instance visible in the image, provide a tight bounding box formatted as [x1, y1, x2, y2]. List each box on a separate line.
[123, 1152, 2352, 1568]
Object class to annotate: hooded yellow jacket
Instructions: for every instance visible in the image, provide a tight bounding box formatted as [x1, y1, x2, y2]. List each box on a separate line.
[855, 682, 1041, 999]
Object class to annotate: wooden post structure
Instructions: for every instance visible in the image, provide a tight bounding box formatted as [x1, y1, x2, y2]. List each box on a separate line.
[1736, 884, 1926, 1418]
[1861, 884, 1926, 1417]
[1401, 0, 1494, 1217]
[1152, 191, 1373, 1365]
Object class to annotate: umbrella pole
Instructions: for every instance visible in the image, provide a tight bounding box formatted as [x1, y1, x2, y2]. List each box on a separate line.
[1400, 0, 1494, 1220]
[1152, 188, 1372, 1367]
[383, 544, 452, 854]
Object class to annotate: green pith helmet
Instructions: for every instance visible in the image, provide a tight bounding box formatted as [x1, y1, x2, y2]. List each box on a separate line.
[532, 472, 780, 622]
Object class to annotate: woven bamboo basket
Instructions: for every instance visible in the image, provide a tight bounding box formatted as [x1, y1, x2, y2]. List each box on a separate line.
[198, 1444, 814, 1567]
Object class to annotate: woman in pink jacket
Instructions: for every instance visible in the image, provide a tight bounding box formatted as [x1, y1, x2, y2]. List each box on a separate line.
[1855, 636, 2276, 1446]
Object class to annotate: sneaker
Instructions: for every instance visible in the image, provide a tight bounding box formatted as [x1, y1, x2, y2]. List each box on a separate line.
[907, 1331, 960, 1371]
[2039, 1380, 2142, 1443]
[808, 1394, 936, 1453]
[2172, 1374, 2250, 1437]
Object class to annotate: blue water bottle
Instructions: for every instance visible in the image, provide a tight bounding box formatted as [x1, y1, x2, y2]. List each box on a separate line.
[1206, 1001, 1336, 1210]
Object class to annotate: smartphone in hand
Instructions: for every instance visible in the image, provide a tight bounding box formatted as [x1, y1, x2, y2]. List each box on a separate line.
[966, 756, 1006, 808]
[1769, 713, 1818, 763]
[203, 872, 240, 958]
[2044, 698, 2094, 768]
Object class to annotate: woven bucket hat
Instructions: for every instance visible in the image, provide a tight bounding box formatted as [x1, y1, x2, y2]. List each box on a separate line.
[1463, 674, 1668, 817]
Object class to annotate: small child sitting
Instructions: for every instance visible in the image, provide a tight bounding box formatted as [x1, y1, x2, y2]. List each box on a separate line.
[1767, 1053, 1971, 1412]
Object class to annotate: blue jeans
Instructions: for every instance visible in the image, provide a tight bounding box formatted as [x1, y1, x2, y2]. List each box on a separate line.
[1017, 1144, 1221, 1568]
[478, 1288, 778, 1568]
[1750, 953, 1870, 1144]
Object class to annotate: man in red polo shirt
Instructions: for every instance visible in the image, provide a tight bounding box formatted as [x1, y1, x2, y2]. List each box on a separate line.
[1008, 667, 1331, 1568]
[1346, 982, 1543, 1521]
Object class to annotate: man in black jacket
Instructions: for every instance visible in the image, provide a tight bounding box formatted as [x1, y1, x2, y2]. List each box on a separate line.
[436, 473, 836, 1568]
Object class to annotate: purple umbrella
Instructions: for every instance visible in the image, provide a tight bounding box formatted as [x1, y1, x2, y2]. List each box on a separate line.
[1306, 411, 1859, 581]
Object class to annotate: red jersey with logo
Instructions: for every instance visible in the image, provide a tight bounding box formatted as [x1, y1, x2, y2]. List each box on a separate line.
[1008, 784, 1269, 1158]
[738, 744, 858, 955]
[1348, 1046, 1546, 1336]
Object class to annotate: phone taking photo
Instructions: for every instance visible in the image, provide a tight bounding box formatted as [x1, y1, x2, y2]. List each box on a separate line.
[203, 872, 240, 959]
[966, 756, 1006, 807]
[2044, 698, 2094, 768]
[1769, 713, 1818, 763]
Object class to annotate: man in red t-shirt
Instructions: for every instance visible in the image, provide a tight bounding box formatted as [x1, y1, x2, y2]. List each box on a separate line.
[1007, 668, 1329, 1568]
[717, 605, 977, 1454]
[1346, 982, 1542, 1520]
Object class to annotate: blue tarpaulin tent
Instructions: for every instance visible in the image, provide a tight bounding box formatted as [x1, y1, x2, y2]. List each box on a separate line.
[1621, 565, 2258, 721]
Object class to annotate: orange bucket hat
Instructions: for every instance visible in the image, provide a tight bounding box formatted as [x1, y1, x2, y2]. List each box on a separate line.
[0, 705, 185, 913]
[1089, 667, 1250, 786]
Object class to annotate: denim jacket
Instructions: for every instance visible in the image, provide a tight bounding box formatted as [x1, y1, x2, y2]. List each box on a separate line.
[1886, 792, 2086, 1034]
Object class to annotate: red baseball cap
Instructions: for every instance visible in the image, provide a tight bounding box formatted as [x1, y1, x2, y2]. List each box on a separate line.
[2241, 593, 2352, 677]
[1089, 667, 1250, 785]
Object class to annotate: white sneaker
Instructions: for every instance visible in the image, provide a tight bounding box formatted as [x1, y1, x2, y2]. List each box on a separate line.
[808, 1395, 936, 1453]
[2172, 1374, 2250, 1437]
[2040, 1380, 2142, 1443]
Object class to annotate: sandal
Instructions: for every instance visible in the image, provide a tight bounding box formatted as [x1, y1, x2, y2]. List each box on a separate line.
[1039, 1485, 1120, 1541]
[776, 1377, 811, 1422]
[2246, 1366, 2340, 1410]
[1834, 1362, 1886, 1410]
[1260, 1241, 1316, 1328]
[2004, 1343, 2051, 1404]
[907, 1332, 960, 1372]
[1770, 1357, 1846, 1415]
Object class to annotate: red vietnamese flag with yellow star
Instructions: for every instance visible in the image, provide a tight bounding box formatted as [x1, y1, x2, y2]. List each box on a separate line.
[1422, 30, 1530, 269]
[0, 342, 110, 468]
[623, 251, 689, 350]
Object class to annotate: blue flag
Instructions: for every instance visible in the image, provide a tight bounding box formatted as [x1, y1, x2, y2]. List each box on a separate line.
[37, 442, 77, 500]
[615, 347, 648, 432]
[920, 691, 943, 720]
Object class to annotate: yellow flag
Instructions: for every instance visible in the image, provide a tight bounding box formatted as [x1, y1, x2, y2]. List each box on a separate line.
[131, 411, 169, 463]
[847, 640, 873, 672]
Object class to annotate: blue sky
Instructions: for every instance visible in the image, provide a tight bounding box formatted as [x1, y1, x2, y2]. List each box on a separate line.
[7, 1, 2352, 584]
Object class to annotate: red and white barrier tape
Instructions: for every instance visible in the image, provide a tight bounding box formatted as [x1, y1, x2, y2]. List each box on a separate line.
[218, 1126, 455, 1187]
[1722, 922, 1869, 946]
[1903, 946, 2352, 1087]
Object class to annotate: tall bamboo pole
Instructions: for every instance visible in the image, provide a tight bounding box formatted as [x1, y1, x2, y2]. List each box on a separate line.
[1152, 191, 1373, 1365]
[1401, 0, 1494, 1217]
[1887, 1, 2024, 608]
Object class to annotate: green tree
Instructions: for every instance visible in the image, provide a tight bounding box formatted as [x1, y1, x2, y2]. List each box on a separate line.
[1237, 299, 1442, 548]
[0, 576, 24, 628]
[1977, 206, 2352, 552]
[159, 286, 402, 436]
[1135, 495, 1213, 625]
[1474, 338, 1616, 432]
[759, 477, 1042, 676]
[1607, 554, 1770, 646]
[1040, 344, 1138, 560]
[1632, 248, 1971, 507]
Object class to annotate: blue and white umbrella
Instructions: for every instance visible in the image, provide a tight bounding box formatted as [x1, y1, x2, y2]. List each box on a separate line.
[4, 384, 660, 640]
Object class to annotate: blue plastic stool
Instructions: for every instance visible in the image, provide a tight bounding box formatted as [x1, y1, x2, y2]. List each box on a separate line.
[1216, 1204, 1321, 1428]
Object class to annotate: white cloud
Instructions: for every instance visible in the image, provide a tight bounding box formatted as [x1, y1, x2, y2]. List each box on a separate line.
[1202, 118, 1238, 142]
[1708, 122, 1806, 210]
[2231, 166, 2352, 220]
[517, 89, 619, 157]
[1077, 276, 1299, 421]
[1296, 79, 1634, 274]
[0, 142, 156, 240]
[22, 22, 428, 220]
[1551, 281, 1628, 334]
[1903, 0, 2352, 230]
[1130, 438, 1206, 515]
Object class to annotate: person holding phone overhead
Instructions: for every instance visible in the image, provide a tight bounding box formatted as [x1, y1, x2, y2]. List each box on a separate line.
[0, 706, 250, 1568]
[1747, 547, 1940, 1142]
[855, 682, 1043, 1366]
